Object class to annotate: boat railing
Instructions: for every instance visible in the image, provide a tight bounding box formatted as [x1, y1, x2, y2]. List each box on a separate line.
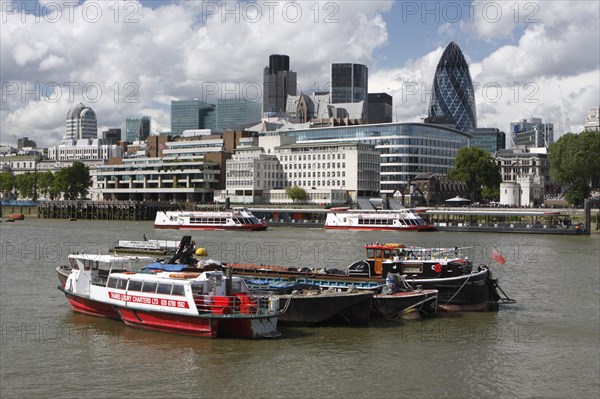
[192, 293, 281, 316]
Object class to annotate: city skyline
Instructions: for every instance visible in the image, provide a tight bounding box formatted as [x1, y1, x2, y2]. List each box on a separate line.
[1, 0, 599, 147]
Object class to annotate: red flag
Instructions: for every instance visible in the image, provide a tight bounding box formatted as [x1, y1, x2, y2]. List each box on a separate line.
[491, 250, 506, 265]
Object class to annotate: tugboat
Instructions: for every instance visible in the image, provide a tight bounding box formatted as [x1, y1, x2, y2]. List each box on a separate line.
[229, 243, 513, 312]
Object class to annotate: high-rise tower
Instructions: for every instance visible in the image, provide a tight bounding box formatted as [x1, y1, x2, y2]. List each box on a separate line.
[64, 103, 97, 142]
[263, 54, 297, 115]
[428, 42, 476, 132]
[330, 63, 368, 121]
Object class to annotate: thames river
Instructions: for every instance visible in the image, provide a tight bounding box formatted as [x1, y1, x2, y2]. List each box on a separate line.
[1, 218, 598, 399]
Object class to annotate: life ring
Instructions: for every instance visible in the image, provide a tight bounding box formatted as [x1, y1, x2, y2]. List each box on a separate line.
[432, 263, 443, 273]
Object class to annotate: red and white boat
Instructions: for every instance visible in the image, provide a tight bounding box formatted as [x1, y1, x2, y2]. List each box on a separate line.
[57, 254, 154, 319]
[324, 208, 436, 231]
[58, 255, 283, 338]
[154, 208, 268, 231]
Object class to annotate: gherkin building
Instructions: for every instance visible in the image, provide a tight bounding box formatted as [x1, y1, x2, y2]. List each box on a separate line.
[428, 42, 477, 132]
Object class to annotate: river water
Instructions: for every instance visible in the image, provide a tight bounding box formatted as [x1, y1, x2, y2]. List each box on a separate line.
[1, 219, 598, 399]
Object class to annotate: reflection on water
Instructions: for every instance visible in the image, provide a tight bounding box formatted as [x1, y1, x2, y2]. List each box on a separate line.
[1, 219, 598, 398]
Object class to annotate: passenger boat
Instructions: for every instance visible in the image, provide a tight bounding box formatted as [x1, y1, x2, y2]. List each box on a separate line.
[154, 208, 268, 231]
[228, 243, 513, 312]
[324, 207, 436, 231]
[58, 255, 283, 338]
[57, 254, 154, 318]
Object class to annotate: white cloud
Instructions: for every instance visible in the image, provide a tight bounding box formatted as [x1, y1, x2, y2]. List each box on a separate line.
[0, 0, 597, 148]
[0, 0, 393, 146]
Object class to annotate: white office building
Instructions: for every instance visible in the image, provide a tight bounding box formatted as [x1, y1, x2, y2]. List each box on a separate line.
[64, 103, 97, 142]
[222, 135, 379, 205]
[48, 139, 122, 161]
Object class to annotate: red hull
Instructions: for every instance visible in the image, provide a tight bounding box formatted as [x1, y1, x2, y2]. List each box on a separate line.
[154, 224, 267, 231]
[116, 308, 219, 338]
[324, 225, 436, 231]
[60, 289, 121, 320]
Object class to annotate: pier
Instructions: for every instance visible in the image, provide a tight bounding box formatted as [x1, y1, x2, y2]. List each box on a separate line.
[37, 201, 180, 221]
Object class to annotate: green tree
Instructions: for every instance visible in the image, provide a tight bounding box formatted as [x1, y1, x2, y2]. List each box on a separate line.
[449, 147, 501, 201]
[0, 172, 15, 198]
[54, 162, 92, 200]
[37, 171, 58, 200]
[285, 185, 308, 203]
[548, 131, 600, 206]
[15, 173, 36, 199]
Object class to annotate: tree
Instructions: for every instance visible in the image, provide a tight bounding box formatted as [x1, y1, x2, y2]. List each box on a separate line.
[15, 172, 35, 199]
[54, 162, 92, 200]
[0, 172, 15, 198]
[548, 131, 600, 206]
[285, 185, 308, 203]
[37, 171, 58, 200]
[449, 147, 501, 201]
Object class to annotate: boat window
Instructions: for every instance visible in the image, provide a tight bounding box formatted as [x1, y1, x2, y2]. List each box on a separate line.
[141, 281, 157, 293]
[107, 277, 117, 288]
[69, 258, 79, 269]
[127, 280, 142, 292]
[171, 285, 185, 296]
[366, 248, 375, 258]
[92, 261, 99, 270]
[383, 250, 392, 259]
[157, 283, 172, 295]
[116, 279, 127, 290]
[83, 259, 91, 271]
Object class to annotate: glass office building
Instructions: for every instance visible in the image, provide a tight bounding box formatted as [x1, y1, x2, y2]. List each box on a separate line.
[272, 122, 471, 194]
[216, 99, 261, 131]
[124, 116, 151, 142]
[263, 54, 297, 115]
[331, 63, 368, 104]
[428, 42, 477, 132]
[171, 100, 216, 136]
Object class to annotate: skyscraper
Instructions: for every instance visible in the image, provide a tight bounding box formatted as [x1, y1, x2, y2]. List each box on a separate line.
[331, 63, 368, 104]
[428, 42, 477, 132]
[263, 54, 297, 115]
[330, 63, 368, 121]
[124, 116, 151, 142]
[171, 100, 216, 136]
[64, 103, 97, 142]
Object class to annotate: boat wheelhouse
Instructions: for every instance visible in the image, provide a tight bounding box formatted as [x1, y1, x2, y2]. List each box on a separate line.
[324, 207, 436, 231]
[154, 208, 267, 231]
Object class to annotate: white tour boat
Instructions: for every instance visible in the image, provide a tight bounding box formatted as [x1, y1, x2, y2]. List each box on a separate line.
[154, 208, 268, 230]
[324, 207, 436, 231]
[58, 254, 283, 338]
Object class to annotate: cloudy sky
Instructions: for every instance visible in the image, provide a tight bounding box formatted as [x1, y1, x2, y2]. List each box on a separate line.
[1, 0, 598, 147]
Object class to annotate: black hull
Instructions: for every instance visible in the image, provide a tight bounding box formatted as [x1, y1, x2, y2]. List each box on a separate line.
[233, 266, 505, 312]
[277, 292, 373, 326]
[373, 290, 438, 319]
[404, 268, 500, 311]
